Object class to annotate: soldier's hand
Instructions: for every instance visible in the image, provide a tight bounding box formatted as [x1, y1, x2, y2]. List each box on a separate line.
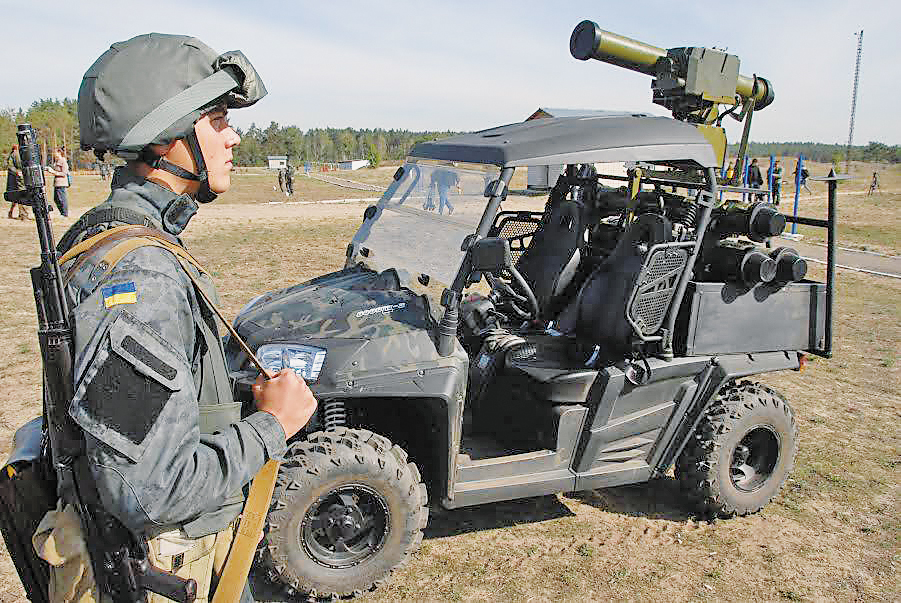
[252, 369, 317, 440]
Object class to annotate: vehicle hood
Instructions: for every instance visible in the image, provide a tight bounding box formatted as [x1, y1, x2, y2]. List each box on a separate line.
[233, 267, 438, 350]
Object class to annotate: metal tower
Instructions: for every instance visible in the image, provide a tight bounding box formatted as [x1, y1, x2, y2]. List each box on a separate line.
[846, 30, 863, 172]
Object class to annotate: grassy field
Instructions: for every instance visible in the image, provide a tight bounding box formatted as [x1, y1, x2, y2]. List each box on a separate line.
[0, 164, 897, 602]
[775, 160, 901, 255]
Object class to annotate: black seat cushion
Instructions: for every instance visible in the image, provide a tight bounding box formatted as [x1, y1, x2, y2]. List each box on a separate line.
[503, 336, 599, 404]
[556, 213, 671, 353]
[515, 200, 585, 320]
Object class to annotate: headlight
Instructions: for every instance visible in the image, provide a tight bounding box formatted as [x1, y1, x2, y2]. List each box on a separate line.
[256, 344, 327, 382]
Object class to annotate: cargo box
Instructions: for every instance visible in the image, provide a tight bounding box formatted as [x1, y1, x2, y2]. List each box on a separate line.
[676, 280, 827, 356]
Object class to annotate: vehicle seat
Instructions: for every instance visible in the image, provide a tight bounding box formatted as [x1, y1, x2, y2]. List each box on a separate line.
[514, 199, 586, 321]
[555, 213, 672, 354]
[502, 334, 600, 404]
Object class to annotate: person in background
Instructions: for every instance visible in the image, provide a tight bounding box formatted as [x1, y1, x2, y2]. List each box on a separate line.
[794, 164, 812, 194]
[6, 144, 30, 220]
[44, 147, 70, 216]
[284, 162, 294, 196]
[748, 158, 764, 202]
[277, 164, 286, 193]
[427, 167, 460, 215]
[867, 171, 880, 196]
[770, 160, 783, 206]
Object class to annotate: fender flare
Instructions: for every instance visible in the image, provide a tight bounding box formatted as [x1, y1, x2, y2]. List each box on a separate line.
[649, 350, 801, 474]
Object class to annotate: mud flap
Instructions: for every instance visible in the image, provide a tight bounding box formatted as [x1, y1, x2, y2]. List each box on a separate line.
[0, 417, 56, 603]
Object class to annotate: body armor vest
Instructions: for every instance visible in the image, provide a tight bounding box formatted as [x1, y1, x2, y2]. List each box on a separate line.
[62, 217, 244, 538]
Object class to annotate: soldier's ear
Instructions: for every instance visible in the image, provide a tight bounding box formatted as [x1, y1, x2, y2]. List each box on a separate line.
[149, 141, 178, 157]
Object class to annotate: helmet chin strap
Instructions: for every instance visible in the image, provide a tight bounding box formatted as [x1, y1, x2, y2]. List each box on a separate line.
[184, 130, 218, 203]
[143, 130, 218, 203]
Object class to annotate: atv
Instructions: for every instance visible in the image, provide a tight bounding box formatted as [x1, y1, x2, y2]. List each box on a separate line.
[225, 22, 837, 600]
[226, 115, 831, 599]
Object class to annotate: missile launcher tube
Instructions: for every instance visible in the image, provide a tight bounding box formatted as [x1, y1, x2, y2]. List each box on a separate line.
[770, 247, 808, 282]
[705, 245, 777, 286]
[570, 20, 774, 109]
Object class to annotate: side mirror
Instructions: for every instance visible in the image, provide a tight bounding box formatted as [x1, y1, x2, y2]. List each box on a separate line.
[471, 237, 513, 274]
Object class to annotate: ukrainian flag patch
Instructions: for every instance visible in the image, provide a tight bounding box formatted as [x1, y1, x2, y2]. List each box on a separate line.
[102, 282, 137, 308]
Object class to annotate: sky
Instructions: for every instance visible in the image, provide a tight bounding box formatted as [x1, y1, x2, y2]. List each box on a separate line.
[1, 0, 898, 144]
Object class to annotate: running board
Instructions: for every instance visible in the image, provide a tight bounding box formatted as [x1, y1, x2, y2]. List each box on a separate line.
[574, 459, 652, 491]
[445, 467, 575, 509]
[443, 405, 586, 509]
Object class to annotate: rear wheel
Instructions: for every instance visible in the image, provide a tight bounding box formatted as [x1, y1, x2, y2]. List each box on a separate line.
[261, 427, 428, 599]
[676, 381, 798, 517]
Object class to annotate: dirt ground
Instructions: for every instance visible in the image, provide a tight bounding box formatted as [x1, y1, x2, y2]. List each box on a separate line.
[0, 165, 897, 602]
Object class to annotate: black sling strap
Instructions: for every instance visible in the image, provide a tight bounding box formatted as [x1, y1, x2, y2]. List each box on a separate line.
[56, 206, 157, 255]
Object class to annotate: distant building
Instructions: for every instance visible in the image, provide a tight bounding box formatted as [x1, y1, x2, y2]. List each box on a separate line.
[524, 108, 647, 190]
[267, 155, 288, 169]
[338, 159, 370, 171]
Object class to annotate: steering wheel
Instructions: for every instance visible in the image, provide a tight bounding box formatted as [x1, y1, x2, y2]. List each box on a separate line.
[485, 266, 540, 321]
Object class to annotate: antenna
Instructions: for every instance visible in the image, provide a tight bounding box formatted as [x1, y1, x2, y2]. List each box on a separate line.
[846, 30, 863, 172]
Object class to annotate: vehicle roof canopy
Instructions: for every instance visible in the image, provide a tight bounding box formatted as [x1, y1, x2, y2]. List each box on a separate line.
[409, 115, 719, 169]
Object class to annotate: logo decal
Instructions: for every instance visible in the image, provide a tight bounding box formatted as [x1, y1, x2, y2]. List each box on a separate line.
[355, 302, 406, 318]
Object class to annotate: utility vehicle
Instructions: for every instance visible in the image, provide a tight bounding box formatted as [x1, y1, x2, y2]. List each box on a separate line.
[225, 21, 836, 600]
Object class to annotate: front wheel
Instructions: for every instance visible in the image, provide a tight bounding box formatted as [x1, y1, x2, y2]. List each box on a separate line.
[261, 427, 428, 599]
[676, 381, 798, 517]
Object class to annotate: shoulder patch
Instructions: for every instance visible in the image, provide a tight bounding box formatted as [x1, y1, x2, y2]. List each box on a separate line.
[102, 282, 137, 307]
[70, 310, 188, 462]
[84, 351, 170, 447]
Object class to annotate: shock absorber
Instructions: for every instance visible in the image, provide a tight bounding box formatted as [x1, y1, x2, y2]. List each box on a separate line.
[322, 399, 347, 431]
[664, 195, 697, 228]
[679, 202, 697, 228]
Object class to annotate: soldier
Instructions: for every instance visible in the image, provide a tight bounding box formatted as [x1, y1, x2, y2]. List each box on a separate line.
[277, 164, 286, 193]
[770, 160, 783, 206]
[6, 144, 30, 220]
[36, 33, 317, 602]
[794, 164, 811, 194]
[284, 162, 294, 196]
[747, 157, 764, 202]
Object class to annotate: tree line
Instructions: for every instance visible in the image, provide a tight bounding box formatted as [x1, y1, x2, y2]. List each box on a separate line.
[3, 98, 899, 168]
[0, 98, 458, 169]
[728, 141, 901, 164]
[231, 122, 460, 167]
[1, 99, 79, 164]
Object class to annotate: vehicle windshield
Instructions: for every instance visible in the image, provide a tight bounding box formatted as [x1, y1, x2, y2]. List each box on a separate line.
[351, 160, 500, 287]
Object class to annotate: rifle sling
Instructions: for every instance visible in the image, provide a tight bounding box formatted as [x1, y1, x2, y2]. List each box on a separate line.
[211, 460, 280, 603]
[56, 206, 158, 255]
[61, 225, 181, 282]
[59, 224, 179, 264]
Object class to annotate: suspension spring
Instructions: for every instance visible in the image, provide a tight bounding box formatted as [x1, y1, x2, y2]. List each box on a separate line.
[322, 399, 347, 431]
[667, 200, 697, 228]
[683, 202, 698, 228]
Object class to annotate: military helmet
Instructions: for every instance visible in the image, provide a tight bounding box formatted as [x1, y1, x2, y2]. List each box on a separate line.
[78, 33, 267, 200]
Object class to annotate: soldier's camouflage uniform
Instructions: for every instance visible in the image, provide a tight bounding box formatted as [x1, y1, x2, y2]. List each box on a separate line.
[55, 167, 286, 601]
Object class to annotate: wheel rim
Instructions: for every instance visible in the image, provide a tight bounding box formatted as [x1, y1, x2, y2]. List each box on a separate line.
[300, 484, 390, 569]
[729, 426, 780, 493]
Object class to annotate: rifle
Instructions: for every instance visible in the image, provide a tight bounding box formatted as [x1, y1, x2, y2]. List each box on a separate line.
[5, 124, 197, 603]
